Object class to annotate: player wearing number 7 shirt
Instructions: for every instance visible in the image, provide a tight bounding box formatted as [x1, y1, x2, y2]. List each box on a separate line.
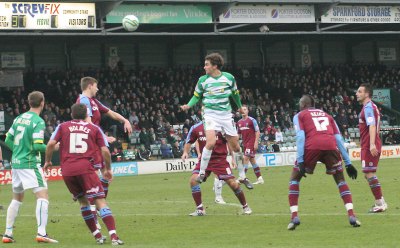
[356, 83, 387, 213]
[2, 91, 57, 243]
[287, 95, 360, 230]
[44, 104, 123, 245]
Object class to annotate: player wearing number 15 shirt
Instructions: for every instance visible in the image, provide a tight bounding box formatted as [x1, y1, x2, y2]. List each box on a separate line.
[45, 104, 123, 245]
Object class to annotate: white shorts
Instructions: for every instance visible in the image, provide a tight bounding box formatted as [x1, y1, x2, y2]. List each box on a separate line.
[12, 164, 48, 193]
[203, 111, 238, 137]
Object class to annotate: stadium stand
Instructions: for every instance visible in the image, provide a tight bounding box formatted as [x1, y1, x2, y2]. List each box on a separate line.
[0, 64, 399, 161]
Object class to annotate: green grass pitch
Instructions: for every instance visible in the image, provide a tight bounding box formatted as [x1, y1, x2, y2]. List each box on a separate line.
[0, 158, 398, 247]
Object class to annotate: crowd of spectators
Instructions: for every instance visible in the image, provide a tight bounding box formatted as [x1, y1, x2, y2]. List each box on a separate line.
[0, 63, 398, 161]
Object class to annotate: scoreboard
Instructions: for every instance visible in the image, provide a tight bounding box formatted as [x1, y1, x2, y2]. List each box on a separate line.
[0, 2, 96, 30]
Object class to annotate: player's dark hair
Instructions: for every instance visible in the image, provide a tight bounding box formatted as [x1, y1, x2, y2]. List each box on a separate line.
[360, 83, 373, 97]
[71, 103, 87, 120]
[80, 77, 98, 91]
[205, 53, 224, 69]
[28, 91, 44, 108]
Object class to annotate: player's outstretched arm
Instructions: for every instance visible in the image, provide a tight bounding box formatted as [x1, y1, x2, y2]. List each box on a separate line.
[182, 94, 201, 111]
[105, 110, 132, 135]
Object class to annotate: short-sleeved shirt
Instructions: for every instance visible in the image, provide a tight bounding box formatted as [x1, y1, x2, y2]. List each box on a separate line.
[359, 101, 381, 151]
[186, 122, 227, 160]
[293, 108, 339, 150]
[50, 120, 108, 176]
[76, 94, 109, 126]
[7, 111, 45, 169]
[194, 72, 238, 114]
[237, 116, 259, 148]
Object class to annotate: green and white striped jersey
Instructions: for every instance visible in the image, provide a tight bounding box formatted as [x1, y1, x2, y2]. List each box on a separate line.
[194, 72, 238, 113]
[6, 111, 45, 169]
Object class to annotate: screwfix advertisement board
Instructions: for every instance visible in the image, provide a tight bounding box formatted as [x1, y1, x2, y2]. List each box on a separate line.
[0, 2, 96, 30]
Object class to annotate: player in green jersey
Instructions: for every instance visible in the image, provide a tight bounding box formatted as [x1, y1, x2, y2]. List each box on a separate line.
[181, 53, 253, 189]
[2, 91, 57, 243]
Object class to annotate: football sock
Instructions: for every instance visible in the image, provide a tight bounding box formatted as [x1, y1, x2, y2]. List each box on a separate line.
[81, 206, 102, 239]
[99, 207, 117, 240]
[199, 147, 212, 175]
[234, 152, 246, 179]
[36, 198, 49, 236]
[90, 204, 99, 226]
[244, 163, 249, 174]
[252, 163, 262, 178]
[100, 178, 109, 198]
[214, 178, 223, 199]
[5, 200, 22, 236]
[288, 180, 300, 219]
[233, 187, 247, 206]
[367, 176, 383, 200]
[337, 181, 354, 216]
[191, 185, 203, 209]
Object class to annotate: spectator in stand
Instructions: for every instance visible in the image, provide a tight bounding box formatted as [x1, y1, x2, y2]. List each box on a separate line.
[139, 128, 151, 149]
[182, 119, 191, 131]
[384, 132, 396, 145]
[275, 128, 284, 144]
[160, 139, 173, 159]
[268, 128, 276, 142]
[139, 117, 151, 130]
[129, 111, 139, 125]
[132, 121, 140, 132]
[172, 141, 183, 158]
[59, 108, 72, 122]
[343, 131, 352, 144]
[111, 147, 122, 162]
[256, 116, 265, 131]
[166, 131, 177, 146]
[348, 113, 358, 128]
[190, 110, 200, 124]
[257, 141, 267, 153]
[260, 130, 269, 143]
[44, 126, 54, 143]
[148, 128, 157, 144]
[271, 110, 281, 128]
[263, 122, 273, 134]
[137, 144, 151, 160]
[335, 109, 349, 133]
[182, 127, 189, 141]
[282, 114, 293, 131]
